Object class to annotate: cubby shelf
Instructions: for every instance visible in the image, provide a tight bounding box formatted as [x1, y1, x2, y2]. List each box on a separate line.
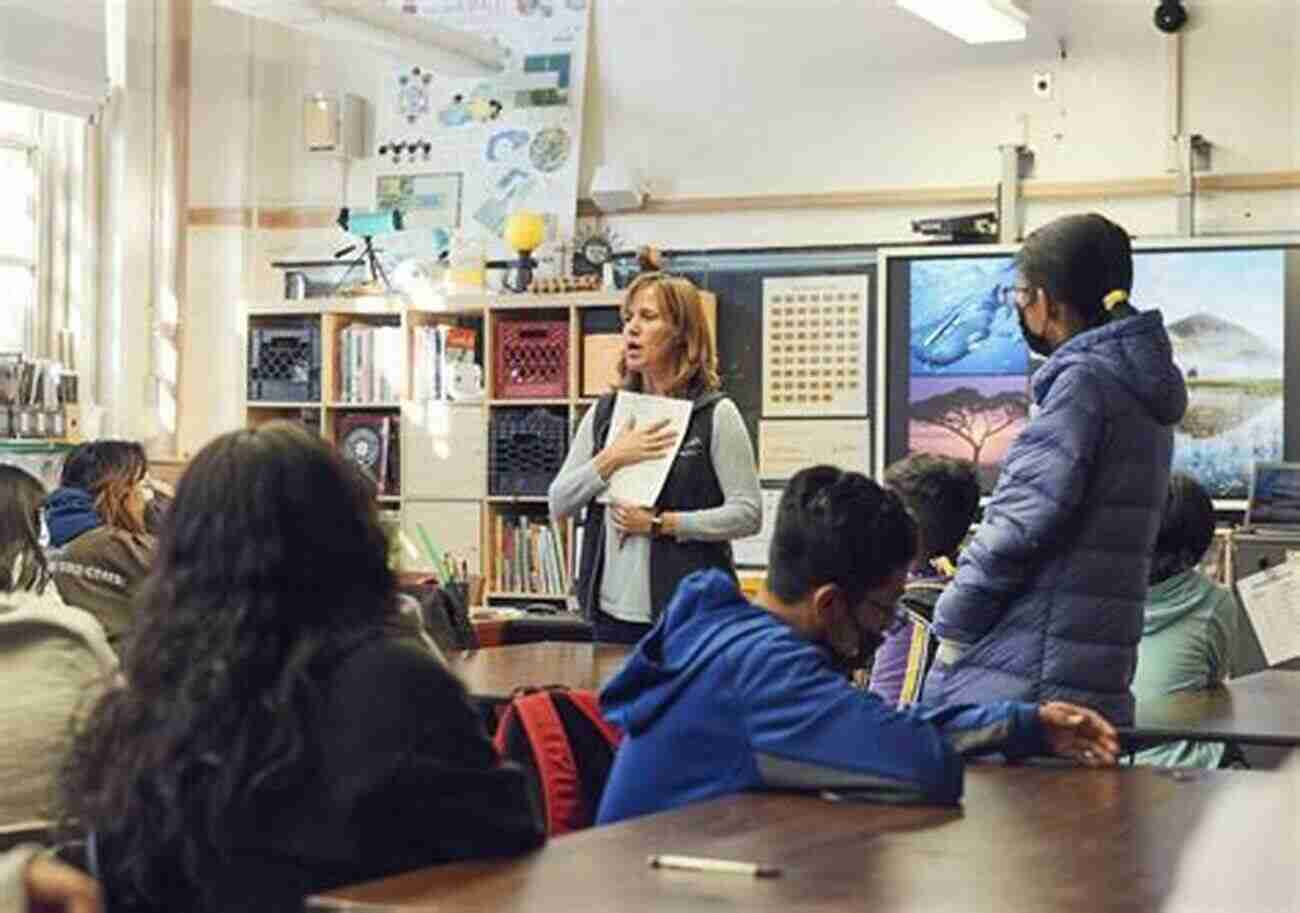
[242, 290, 623, 591]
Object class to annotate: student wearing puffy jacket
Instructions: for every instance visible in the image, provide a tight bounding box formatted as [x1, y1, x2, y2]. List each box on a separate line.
[926, 214, 1188, 726]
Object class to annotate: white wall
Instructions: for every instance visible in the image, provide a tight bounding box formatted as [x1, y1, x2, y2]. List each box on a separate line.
[176, 0, 1300, 455]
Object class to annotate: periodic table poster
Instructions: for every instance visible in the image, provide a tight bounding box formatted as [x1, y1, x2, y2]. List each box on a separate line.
[761, 275, 869, 418]
[378, 0, 591, 260]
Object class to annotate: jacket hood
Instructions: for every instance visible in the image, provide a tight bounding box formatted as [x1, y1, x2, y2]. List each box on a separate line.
[1032, 310, 1187, 427]
[599, 570, 771, 736]
[44, 487, 101, 548]
[1145, 568, 1214, 635]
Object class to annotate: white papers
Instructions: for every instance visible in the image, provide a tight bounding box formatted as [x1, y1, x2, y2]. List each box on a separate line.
[762, 274, 869, 418]
[733, 487, 786, 568]
[1235, 563, 1300, 666]
[598, 391, 693, 507]
[759, 418, 870, 481]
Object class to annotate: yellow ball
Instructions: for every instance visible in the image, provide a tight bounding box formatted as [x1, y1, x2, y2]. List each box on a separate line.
[504, 211, 546, 253]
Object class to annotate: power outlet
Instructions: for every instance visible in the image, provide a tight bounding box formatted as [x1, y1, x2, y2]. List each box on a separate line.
[1033, 71, 1053, 99]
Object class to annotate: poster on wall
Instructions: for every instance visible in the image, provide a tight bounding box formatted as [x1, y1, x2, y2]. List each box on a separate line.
[375, 171, 463, 259]
[379, 0, 591, 260]
[761, 274, 868, 418]
[733, 486, 786, 569]
[759, 419, 869, 480]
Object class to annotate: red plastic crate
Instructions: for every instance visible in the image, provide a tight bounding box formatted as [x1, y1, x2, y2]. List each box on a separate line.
[494, 317, 569, 399]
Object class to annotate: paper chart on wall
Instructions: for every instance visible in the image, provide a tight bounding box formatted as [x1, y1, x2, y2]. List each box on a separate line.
[733, 487, 785, 569]
[597, 392, 693, 508]
[1234, 562, 1300, 666]
[759, 419, 870, 481]
[378, 1, 592, 260]
[762, 274, 868, 418]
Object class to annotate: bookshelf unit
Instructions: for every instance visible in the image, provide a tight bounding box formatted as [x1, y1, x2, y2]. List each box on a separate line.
[243, 290, 625, 607]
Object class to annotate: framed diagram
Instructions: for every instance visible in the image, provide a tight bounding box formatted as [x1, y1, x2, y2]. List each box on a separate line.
[376, 172, 463, 229]
[761, 274, 869, 418]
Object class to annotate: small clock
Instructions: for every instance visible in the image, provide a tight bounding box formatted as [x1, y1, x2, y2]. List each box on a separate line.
[573, 228, 618, 276]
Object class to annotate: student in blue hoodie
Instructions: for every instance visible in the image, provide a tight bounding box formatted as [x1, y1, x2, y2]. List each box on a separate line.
[597, 466, 1120, 824]
[1132, 474, 1240, 768]
[926, 214, 1188, 727]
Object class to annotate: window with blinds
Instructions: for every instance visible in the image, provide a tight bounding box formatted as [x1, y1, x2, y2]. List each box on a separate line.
[0, 101, 36, 355]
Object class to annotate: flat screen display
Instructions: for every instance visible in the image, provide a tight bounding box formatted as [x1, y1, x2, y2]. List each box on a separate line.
[883, 243, 1300, 502]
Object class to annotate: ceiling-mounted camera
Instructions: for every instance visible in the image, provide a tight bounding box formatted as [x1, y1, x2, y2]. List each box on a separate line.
[1154, 1, 1188, 33]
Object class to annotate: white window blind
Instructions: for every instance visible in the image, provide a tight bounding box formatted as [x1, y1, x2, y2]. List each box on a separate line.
[0, 101, 36, 354]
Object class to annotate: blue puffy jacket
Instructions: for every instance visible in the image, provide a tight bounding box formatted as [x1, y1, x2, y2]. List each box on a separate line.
[925, 310, 1187, 726]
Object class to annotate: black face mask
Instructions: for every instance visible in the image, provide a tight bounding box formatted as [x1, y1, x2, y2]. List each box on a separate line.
[827, 610, 886, 678]
[1018, 307, 1054, 357]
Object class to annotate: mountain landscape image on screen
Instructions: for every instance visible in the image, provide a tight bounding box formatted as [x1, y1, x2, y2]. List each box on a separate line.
[1164, 311, 1283, 498]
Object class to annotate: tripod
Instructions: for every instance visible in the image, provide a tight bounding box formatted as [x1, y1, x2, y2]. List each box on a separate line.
[333, 235, 392, 293]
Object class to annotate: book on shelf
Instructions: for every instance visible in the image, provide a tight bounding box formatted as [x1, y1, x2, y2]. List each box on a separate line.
[338, 324, 402, 403]
[493, 513, 569, 596]
[413, 324, 481, 402]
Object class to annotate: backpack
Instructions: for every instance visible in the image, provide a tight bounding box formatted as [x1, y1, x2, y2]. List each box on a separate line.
[492, 687, 623, 836]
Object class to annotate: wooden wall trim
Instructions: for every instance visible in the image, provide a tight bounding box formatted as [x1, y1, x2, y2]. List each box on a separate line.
[188, 207, 252, 228]
[189, 170, 1300, 227]
[575, 169, 1300, 217]
[1021, 177, 1175, 201]
[256, 207, 339, 230]
[1197, 170, 1300, 193]
[186, 207, 337, 229]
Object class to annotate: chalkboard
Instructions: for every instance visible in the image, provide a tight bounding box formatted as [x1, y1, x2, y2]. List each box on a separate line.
[655, 246, 879, 452]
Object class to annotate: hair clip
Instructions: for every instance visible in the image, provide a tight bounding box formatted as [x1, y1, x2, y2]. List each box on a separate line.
[1102, 289, 1129, 311]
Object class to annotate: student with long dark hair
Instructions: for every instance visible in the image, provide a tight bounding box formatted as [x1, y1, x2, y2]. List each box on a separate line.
[925, 213, 1188, 726]
[45, 441, 155, 647]
[0, 466, 116, 826]
[60, 422, 543, 913]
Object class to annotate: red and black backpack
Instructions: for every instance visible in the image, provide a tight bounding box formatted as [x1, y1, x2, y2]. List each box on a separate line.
[492, 687, 624, 836]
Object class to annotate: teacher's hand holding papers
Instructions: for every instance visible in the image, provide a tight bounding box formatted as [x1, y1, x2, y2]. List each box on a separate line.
[593, 415, 677, 480]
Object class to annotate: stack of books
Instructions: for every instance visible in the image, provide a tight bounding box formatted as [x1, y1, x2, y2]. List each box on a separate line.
[338, 324, 403, 403]
[412, 325, 480, 401]
[493, 514, 568, 595]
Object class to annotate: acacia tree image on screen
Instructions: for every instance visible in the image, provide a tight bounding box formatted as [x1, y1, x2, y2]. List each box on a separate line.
[909, 385, 1029, 468]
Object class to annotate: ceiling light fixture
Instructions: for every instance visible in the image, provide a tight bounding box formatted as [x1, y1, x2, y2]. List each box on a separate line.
[896, 0, 1030, 45]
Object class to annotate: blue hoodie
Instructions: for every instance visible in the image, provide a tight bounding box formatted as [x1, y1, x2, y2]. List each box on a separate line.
[596, 570, 1048, 825]
[927, 310, 1188, 726]
[44, 487, 102, 548]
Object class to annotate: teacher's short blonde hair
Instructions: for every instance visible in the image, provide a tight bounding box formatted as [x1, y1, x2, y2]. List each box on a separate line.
[617, 272, 720, 398]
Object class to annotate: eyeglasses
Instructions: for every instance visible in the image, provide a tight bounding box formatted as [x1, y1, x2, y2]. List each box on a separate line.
[997, 284, 1034, 310]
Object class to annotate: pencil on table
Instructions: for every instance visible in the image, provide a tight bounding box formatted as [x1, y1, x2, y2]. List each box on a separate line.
[647, 854, 780, 877]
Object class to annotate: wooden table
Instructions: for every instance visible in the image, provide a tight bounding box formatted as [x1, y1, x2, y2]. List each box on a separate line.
[447, 642, 632, 701]
[1127, 665, 1300, 749]
[311, 763, 1300, 913]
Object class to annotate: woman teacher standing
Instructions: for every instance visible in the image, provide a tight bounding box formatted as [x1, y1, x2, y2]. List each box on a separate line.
[550, 273, 761, 644]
